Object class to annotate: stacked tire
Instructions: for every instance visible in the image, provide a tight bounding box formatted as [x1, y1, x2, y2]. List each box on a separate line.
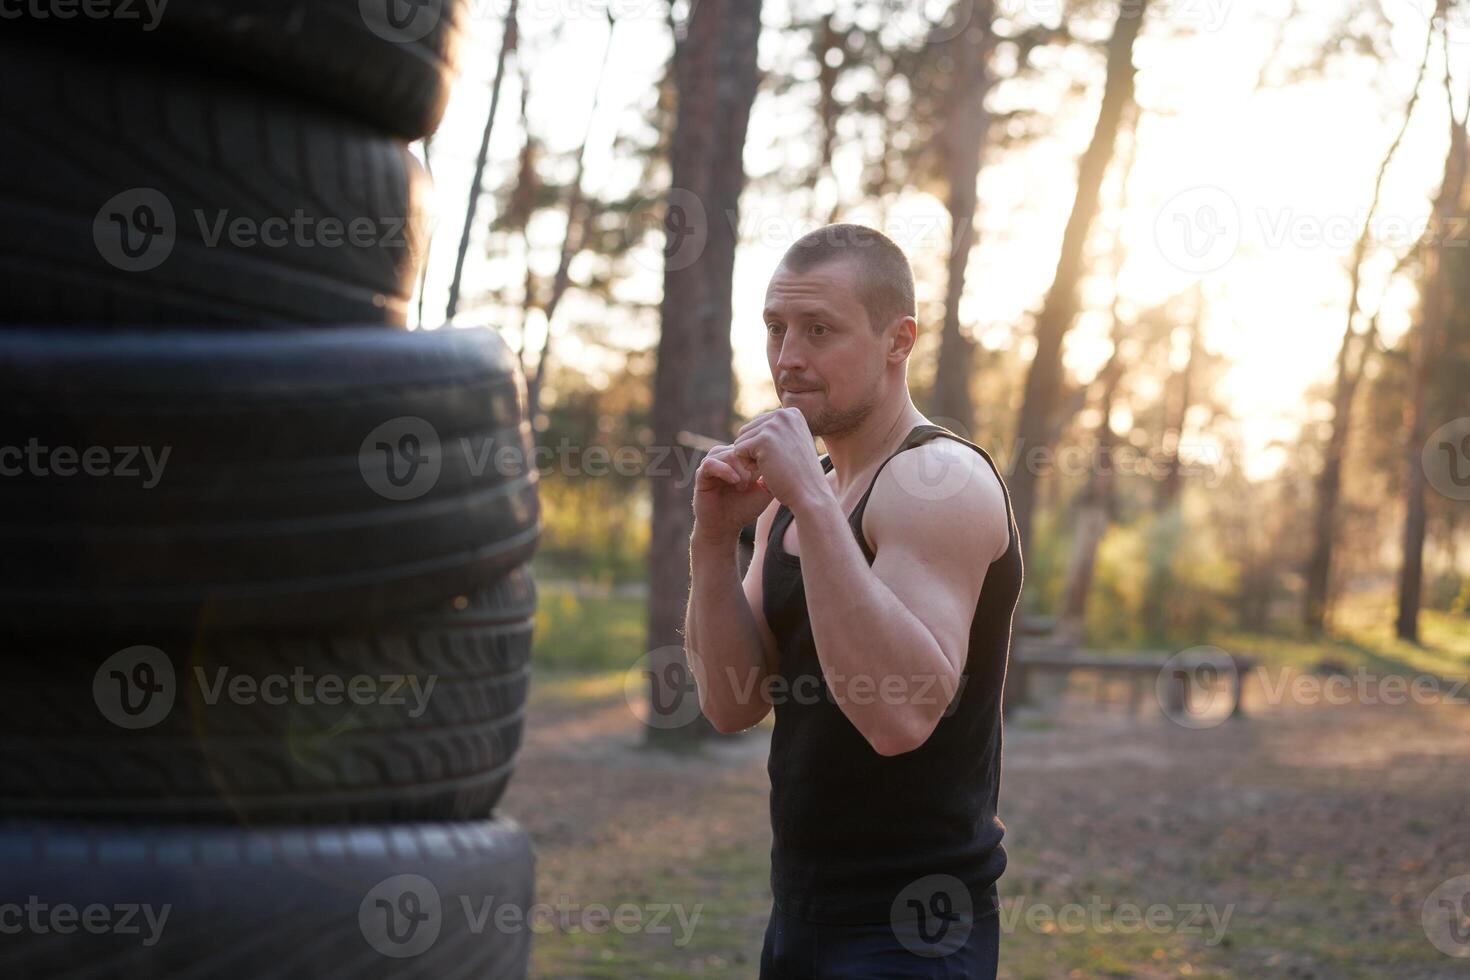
[0, 6, 543, 978]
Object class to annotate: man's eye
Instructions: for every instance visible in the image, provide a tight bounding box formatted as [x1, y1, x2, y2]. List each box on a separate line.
[766, 323, 782, 335]
[811, 324, 828, 335]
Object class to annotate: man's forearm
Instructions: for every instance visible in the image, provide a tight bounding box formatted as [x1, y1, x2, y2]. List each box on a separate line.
[685, 532, 771, 732]
[786, 493, 954, 755]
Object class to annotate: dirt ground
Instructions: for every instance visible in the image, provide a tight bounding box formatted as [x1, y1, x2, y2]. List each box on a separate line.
[499, 671, 1470, 978]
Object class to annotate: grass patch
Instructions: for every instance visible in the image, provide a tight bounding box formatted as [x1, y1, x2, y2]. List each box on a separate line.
[515, 582, 1469, 977]
[531, 590, 647, 673]
[527, 669, 628, 712]
[1211, 599, 1470, 681]
[991, 862, 1238, 980]
[529, 841, 772, 979]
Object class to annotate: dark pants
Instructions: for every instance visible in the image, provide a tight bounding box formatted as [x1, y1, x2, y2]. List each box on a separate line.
[758, 902, 999, 979]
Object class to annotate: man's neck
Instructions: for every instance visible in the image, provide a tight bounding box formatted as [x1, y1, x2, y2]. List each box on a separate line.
[820, 396, 930, 497]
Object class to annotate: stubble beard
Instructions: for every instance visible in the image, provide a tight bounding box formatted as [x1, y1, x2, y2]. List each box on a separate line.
[802, 384, 881, 440]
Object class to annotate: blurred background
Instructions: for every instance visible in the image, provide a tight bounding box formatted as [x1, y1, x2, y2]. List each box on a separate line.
[406, 1, 1470, 975]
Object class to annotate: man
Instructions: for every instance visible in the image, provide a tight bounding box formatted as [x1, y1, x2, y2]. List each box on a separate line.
[683, 223, 1024, 977]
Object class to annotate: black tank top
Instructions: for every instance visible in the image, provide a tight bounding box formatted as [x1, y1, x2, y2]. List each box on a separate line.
[761, 422, 1023, 924]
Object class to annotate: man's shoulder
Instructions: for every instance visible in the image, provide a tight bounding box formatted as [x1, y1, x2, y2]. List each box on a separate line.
[866, 437, 1010, 564]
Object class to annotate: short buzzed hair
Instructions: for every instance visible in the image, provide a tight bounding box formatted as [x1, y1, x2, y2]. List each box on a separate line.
[776, 223, 916, 334]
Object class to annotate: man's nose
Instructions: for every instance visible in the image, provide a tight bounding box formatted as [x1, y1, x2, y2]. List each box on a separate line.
[775, 334, 805, 372]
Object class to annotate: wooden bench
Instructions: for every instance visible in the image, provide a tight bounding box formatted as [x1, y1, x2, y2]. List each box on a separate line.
[1006, 646, 1252, 721]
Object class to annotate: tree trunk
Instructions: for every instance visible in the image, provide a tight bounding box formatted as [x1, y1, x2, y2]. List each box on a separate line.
[1397, 82, 1468, 641]
[1053, 104, 1138, 647]
[445, 0, 518, 322]
[1054, 311, 1126, 648]
[511, 66, 537, 381]
[1141, 286, 1202, 639]
[931, 1, 994, 434]
[1156, 284, 1203, 513]
[525, 17, 619, 422]
[645, 0, 764, 746]
[1302, 318, 1384, 634]
[1008, 0, 1149, 565]
[414, 134, 434, 330]
[1304, 23, 1434, 635]
[1055, 487, 1110, 647]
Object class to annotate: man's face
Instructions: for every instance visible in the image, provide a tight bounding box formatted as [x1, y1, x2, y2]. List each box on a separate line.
[762, 257, 885, 439]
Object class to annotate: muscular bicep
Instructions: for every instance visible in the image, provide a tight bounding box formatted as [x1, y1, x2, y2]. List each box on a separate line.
[742, 499, 783, 678]
[864, 443, 1009, 674]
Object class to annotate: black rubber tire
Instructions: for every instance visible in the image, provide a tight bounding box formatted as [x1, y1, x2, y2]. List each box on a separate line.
[0, 326, 541, 632]
[0, 33, 430, 327]
[0, 815, 535, 979]
[0, 565, 535, 823]
[5, 0, 467, 141]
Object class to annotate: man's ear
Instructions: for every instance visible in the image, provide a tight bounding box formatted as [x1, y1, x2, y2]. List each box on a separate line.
[888, 316, 918, 361]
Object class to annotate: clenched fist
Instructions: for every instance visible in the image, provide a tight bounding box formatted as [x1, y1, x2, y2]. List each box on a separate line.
[730, 407, 830, 516]
[692, 442, 774, 544]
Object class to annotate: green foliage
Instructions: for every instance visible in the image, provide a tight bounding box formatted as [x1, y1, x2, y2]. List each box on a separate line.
[535, 474, 650, 585]
[1429, 569, 1466, 612]
[1080, 506, 1238, 649]
[1081, 521, 1147, 647]
[530, 587, 647, 673]
[1212, 589, 1470, 683]
[1020, 509, 1068, 617]
[528, 354, 656, 585]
